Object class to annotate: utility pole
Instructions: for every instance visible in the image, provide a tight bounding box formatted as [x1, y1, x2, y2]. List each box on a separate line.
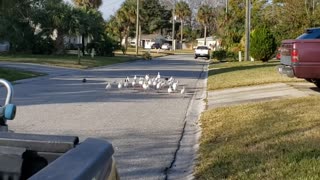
[245, 0, 250, 61]
[226, 0, 228, 14]
[172, 0, 176, 51]
[313, 0, 315, 15]
[135, 0, 140, 56]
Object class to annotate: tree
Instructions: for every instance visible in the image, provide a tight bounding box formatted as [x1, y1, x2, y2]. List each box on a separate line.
[175, 1, 192, 43]
[0, 0, 43, 52]
[250, 26, 277, 62]
[72, 0, 102, 10]
[72, 0, 103, 54]
[116, 0, 137, 53]
[106, 15, 123, 41]
[0, 0, 18, 10]
[32, 0, 74, 54]
[141, 0, 171, 34]
[197, 5, 214, 46]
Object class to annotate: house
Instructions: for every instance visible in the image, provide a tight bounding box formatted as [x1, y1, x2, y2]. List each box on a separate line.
[0, 41, 9, 52]
[131, 34, 170, 49]
[196, 36, 221, 50]
[64, 35, 92, 50]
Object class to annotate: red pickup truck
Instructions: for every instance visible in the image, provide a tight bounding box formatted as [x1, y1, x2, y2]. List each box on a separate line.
[278, 27, 320, 87]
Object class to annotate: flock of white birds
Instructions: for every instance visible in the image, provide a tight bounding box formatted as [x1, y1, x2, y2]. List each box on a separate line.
[104, 72, 185, 94]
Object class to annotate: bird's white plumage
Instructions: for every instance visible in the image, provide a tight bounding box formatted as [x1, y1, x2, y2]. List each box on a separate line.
[118, 82, 122, 89]
[105, 82, 111, 89]
[180, 86, 185, 94]
[168, 86, 173, 93]
[172, 82, 178, 91]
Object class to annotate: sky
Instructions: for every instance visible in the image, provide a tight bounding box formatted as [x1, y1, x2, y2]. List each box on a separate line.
[64, 0, 125, 20]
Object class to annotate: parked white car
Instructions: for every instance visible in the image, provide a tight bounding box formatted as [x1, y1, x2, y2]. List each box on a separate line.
[161, 43, 171, 50]
[194, 46, 211, 59]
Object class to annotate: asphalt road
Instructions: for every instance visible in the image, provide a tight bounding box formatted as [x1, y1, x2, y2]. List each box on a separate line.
[0, 55, 207, 180]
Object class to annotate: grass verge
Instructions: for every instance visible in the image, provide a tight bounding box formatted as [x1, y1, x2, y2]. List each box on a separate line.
[114, 47, 172, 57]
[0, 68, 43, 82]
[0, 54, 140, 69]
[208, 60, 303, 90]
[196, 96, 320, 179]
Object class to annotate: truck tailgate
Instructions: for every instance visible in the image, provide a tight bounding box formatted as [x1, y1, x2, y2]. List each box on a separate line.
[280, 40, 294, 66]
[281, 39, 320, 64]
[281, 39, 320, 78]
[196, 49, 209, 54]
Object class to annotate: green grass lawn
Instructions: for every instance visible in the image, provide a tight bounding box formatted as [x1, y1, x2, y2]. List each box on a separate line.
[0, 68, 43, 82]
[114, 47, 193, 55]
[196, 96, 320, 179]
[114, 47, 173, 57]
[208, 60, 303, 90]
[173, 49, 194, 54]
[0, 54, 140, 69]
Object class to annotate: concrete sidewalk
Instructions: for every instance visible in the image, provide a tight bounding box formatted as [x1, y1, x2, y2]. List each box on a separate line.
[207, 82, 320, 109]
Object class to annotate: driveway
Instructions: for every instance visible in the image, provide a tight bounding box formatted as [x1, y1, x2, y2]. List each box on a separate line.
[0, 55, 207, 179]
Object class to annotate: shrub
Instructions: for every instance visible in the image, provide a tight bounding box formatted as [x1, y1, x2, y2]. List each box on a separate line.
[142, 52, 152, 60]
[212, 50, 227, 61]
[250, 27, 277, 62]
[121, 46, 127, 55]
[32, 36, 54, 54]
[86, 39, 117, 57]
[226, 51, 237, 61]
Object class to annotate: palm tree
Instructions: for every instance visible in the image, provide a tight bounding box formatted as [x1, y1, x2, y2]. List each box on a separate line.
[115, 0, 137, 53]
[72, 0, 102, 54]
[175, 1, 191, 45]
[197, 5, 214, 46]
[72, 0, 102, 10]
[31, 1, 73, 54]
[106, 16, 123, 41]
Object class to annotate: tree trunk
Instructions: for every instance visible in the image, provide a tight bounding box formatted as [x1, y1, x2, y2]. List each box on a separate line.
[55, 29, 65, 54]
[81, 33, 85, 56]
[139, 24, 141, 47]
[204, 25, 207, 46]
[181, 19, 183, 49]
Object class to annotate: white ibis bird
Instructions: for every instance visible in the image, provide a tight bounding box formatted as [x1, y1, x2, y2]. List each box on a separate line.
[168, 86, 173, 94]
[139, 77, 143, 85]
[180, 86, 185, 94]
[134, 75, 137, 80]
[125, 76, 130, 82]
[152, 80, 157, 87]
[142, 82, 149, 90]
[105, 82, 111, 89]
[145, 74, 150, 81]
[156, 82, 161, 89]
[132, 80, 136, 87]
[172, 81, 178, 91]
[118, 82, 122, 89]
[124, 81, 129, 88]
[157, 72, 161, 79]
[161, 82, 165, 87]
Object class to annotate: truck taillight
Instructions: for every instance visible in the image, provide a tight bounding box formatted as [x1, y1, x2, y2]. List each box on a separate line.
[291, 43, 299, 63]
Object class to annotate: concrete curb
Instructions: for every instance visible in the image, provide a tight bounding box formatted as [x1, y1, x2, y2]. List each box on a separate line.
[166, 61, 208, 179]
